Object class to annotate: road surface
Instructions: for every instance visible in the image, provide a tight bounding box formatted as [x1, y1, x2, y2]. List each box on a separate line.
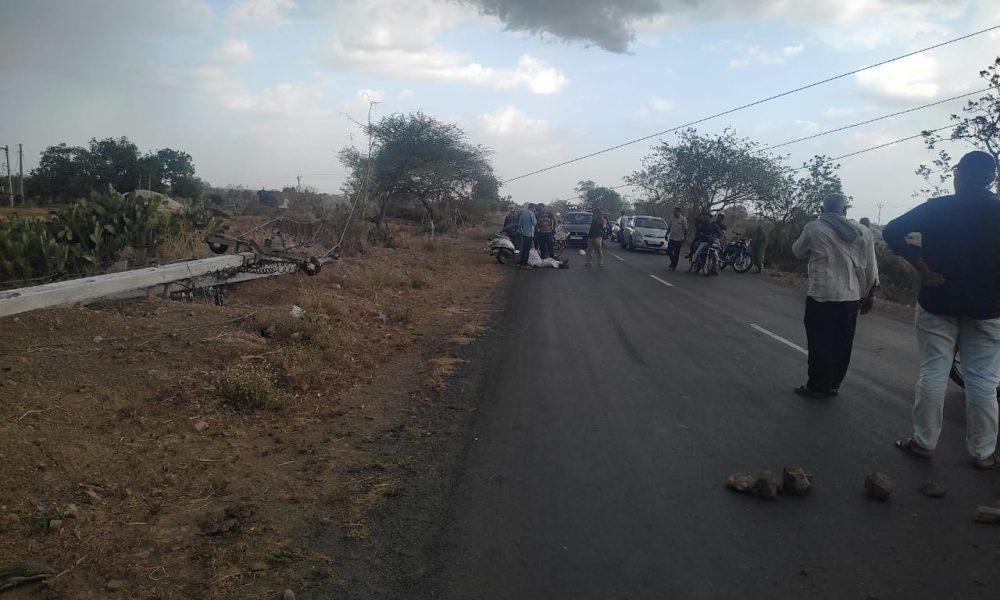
[424, 244, 1000, 599]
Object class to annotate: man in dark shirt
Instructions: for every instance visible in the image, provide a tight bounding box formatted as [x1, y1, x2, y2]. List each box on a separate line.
[535, 202, 557, 259]
[883, 151, 1000, 469]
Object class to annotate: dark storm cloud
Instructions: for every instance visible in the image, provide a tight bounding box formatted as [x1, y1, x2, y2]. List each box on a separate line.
[462, 0, 665, 53]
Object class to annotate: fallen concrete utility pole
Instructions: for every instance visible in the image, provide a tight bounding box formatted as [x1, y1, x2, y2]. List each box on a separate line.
[0, 253, 262, 318]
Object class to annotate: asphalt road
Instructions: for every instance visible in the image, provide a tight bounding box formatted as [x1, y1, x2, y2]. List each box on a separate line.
[423, 243, 1000, 599]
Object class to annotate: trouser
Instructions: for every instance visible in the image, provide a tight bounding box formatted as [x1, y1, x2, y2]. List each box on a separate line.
[752, 248, 765, 272]
[536, 232, 555, 259]
[667, 240, 683, 268]
[687, 237, 703, 259]
[586, 236, 603, 266]
[912, 305, 1000, 459]
[518, 235, 534, 265]
[804, 296, 859, 394]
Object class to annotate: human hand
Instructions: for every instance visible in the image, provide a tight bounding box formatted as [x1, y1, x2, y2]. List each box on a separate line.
[859, 296, 874, 315]
[911, 259, 945, 287]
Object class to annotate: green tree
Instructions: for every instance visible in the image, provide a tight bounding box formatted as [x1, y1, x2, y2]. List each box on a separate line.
[917, 56, 1000, 197]
[625, 128, 787, 215]
[574, 180, 624, 214]
[755, 155, 846, 224]
[171, 176, 204, 200]
[339, 111, 499, 232]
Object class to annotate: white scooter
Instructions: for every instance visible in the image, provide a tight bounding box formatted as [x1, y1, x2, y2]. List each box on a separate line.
[487, 232, 519, 264]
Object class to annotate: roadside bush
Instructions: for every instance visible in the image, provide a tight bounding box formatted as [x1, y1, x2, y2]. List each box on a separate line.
[0, 193, 226, 285]
[216, 364, 281, 413]
[874, 243, 919, 304]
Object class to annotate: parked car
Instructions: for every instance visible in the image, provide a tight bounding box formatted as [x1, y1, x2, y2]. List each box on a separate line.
[560, 211, 592, 246]
[622, 215, 669, 252]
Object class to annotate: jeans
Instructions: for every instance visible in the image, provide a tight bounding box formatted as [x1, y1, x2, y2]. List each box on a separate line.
[586, 236, 604, 266]
[912, 305, 1000, 459]
[518, 235, 534, 266]
[536, 232, 555, 259]
[666, 239, 683, 268]
[804, 296, 859, 394]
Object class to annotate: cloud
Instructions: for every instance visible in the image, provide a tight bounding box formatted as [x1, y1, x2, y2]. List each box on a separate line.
[729, 44, 803, 68]
[456, 0, 974, 53]
[461, 0, 663, 53]
[400, 89, 415, 98]
[633, 97, 673, 121]
[228, 0, 296, 26]
[197, 66, 332, 116]
[479, 105, 549, 136]
[214, 38, 253, 63]
[855, 54, 940, 101]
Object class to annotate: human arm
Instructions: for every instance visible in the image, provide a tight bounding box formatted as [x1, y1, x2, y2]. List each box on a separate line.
[859, 231, 880, 314]
[791, 224, 811, 259]
[881, 205, 945, 287]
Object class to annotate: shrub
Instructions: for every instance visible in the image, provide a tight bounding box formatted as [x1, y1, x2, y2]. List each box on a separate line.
[0, 193, 225, 284]
[216, 364, 281, 413]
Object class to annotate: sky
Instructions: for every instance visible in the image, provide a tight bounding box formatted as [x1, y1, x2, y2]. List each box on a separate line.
[1, 0, 999, 222]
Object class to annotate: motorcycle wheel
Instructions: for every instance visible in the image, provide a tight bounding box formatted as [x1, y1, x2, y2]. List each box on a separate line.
[733, 252, 753, 273]
[554, 241, 565, 259]
[704, 256, 716, 276]
[495, 249, 510, 264]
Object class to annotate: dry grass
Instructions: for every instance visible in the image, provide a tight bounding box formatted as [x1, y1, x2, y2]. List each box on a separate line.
[0, 222, 504, 598]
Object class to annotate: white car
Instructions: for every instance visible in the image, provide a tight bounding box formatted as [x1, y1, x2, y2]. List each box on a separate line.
[622, 215, 669, 252]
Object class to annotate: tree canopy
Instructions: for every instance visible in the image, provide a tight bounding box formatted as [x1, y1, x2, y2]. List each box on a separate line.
[28, 137, 200, 201]
[625, 128, 787, 215]
[574, 180, 625, 215]
[339, 111, 501, 232]
[754, 155, 846, 224]
[917, 56, 1000, 197]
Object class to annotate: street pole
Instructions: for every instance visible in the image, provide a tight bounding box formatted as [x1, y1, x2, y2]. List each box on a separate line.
[2, 146, 13, 206]
[17, 143, 24, 200]
[876, 201, 885, 226]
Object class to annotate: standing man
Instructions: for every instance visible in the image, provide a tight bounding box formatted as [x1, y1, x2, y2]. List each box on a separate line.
[750, 223, 768, 274]
[883, 151, 1000, 469]
[586, 208, 606, 268]
[791, 194, 879, 399]
[666, 206, 688, 270]
[517, 203, 537, 269]
[535, 202, 556, 260]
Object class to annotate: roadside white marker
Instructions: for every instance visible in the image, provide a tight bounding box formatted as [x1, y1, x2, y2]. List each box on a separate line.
[613, 254, 625, 262]
[749, 324, 807, 355]
[649, 274, 675, 287]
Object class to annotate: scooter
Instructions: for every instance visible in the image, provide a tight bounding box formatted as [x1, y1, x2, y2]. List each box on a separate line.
[487, 232, 519, 264]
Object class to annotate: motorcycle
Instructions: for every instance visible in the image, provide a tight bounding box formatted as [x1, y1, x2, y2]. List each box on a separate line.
[688, 237, 722, 276]
[719, 237, 753, 273]
[553, 226, 568, 258]
[487, 232, 518, 264]
[950, 352, 1000, 397]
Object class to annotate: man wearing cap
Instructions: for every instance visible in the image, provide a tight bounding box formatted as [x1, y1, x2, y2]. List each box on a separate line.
[883, 151, 1000, 470]
[792, 193, 879, 399]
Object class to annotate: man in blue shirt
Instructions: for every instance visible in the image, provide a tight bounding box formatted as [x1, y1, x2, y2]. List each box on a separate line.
[517, 203, 537, 268]
[883, 151, 1000, 470]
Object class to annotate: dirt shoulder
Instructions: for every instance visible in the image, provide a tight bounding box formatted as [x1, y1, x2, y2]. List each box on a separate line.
[763, 269, 917, 322]
[0, 228, 504, 599]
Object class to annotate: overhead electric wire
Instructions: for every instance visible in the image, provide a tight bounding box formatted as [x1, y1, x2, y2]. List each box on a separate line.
[762, 87, 994, 152]
[501, 24, 1000, 184]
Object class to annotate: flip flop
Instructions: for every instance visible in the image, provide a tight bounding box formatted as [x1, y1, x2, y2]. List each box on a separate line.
[971, 449, 1000, 470]
[894, 437, 932, 460]
[794, 385, 832, 400]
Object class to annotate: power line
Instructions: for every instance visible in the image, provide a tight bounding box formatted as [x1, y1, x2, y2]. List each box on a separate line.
[762, 87, 994, 152]
[501, 24, 1000, 184]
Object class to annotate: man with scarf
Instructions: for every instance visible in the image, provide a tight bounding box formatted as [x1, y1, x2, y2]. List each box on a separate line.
[883, 151, 1000, 470]
[791, 193, 878, 399]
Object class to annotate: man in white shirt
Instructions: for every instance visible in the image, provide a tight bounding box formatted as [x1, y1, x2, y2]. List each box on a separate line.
[791, 194, 879, 399]
[666, 206, 688, 270]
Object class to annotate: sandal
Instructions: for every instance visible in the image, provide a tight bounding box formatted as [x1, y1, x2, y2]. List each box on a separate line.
[971, 449, 1000, 470]
[894, 437, 932, 460]
[794, 385, 832, 400]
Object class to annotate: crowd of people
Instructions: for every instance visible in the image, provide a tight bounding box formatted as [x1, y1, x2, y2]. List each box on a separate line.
[499, 150, 1000, 471]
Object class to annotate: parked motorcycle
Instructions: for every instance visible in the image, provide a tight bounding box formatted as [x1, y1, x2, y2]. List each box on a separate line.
[689, 237, 721, 276]
[554, 227, 568, 258]
[719, 237, 753, 273]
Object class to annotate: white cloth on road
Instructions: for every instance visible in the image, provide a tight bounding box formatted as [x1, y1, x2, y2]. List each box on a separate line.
[527, 249, 564, 268]
[912, 305, 1000, 459]
[792, 216, 878, 302]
